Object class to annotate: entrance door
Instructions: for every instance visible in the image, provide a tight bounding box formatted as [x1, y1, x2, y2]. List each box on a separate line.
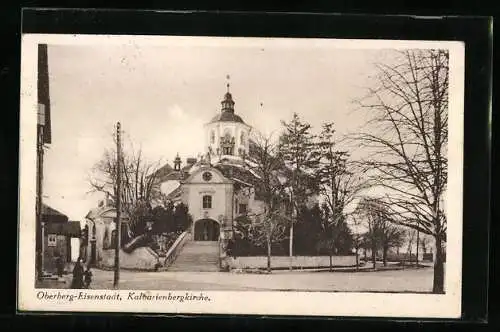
[194, 219, 220, 241]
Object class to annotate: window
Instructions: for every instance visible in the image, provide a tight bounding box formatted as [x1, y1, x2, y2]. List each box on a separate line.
[210, 131, 215, 144]
[202, 195, 212, 209]
[240, 132, 246, 145]
[239, 204, 247, 214]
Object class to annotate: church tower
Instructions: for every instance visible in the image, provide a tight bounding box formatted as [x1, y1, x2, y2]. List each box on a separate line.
[204, 78, 252, 162]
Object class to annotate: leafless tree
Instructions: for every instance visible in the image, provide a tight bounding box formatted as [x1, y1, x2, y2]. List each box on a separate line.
[405, 228, 418, 266]
[377, 219, 406, 267]
[316, 122, 368, 262]
[347, 213, 364, 270]
[354, 197, 385, 269]
[241, 132, 290, 272]
[353, 49, 448, 293]
[88, 135, 163, 238]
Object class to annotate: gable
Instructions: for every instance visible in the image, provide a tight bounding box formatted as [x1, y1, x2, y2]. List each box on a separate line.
[182, 165, 232, 185]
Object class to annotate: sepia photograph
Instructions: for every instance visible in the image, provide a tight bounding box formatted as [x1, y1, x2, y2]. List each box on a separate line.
[18, 34, 464, 317]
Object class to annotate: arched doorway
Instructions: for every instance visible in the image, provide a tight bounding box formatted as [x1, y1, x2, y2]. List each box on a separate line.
[194, 219, 220, 241]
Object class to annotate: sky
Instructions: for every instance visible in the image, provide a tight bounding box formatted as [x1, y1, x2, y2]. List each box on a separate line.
[42, 38, 393, 221]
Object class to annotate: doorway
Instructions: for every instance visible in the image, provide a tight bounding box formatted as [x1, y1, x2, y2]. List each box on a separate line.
[194, 219, 220, 241]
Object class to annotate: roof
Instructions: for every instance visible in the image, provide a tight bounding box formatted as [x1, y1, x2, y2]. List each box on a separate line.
[85, 206, 129, 221]
[165, 185, 182, 201]
[42, 204, 68, 223]
[209, 112, 245, 124]
[149, 163, 174, 181]
[45, 221, 81, 237]
[159, 171, 186, 182]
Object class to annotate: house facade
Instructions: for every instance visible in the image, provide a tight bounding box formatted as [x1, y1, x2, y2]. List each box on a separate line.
[82, 200, 130, 268]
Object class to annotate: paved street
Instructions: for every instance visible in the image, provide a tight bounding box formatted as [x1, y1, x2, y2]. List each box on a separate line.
[42, 266, 435, 293]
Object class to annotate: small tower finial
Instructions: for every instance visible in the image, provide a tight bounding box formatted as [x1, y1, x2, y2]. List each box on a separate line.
[226, 74, 230, 93]
[174, 153, 181, 171]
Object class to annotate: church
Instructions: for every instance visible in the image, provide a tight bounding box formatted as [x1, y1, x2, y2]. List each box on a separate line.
[153, 84, 266, 243]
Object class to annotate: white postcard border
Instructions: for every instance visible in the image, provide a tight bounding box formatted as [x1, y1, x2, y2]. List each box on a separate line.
[18, 34, 464, 318]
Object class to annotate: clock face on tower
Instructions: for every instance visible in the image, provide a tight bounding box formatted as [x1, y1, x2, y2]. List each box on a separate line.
[202, 171, 212, 182]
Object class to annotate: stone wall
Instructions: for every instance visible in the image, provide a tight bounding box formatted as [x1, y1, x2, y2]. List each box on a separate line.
[100, 247, 160, 271]
[230, 255, 356, 269]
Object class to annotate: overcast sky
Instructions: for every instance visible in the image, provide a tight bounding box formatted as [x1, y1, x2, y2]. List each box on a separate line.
[42, 38, 393, 221]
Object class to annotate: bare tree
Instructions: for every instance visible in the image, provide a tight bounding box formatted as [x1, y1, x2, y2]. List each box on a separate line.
[354, 197, 385, 269]
[377, 220, 406, 267]
[88, 134, 163, 239]
[241, 132, 290, 272]
[405, 228, 418, 266]
[316, 122, 368, 264]
[348, 214, 364, 270]
[353, 49, 448, 293]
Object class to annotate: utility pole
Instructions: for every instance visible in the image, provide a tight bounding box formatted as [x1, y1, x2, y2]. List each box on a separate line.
[36, 104, 45, 280]
[113, 122, 122, 289]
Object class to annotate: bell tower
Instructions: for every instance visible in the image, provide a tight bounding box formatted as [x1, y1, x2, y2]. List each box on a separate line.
[173, 153, 181, 171]
[204, 76, 252, 161]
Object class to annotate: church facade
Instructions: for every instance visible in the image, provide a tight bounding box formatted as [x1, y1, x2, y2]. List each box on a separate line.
[155, 85, 265, 242]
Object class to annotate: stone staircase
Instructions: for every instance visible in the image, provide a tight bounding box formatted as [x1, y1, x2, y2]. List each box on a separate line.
[168, 240, 220, 272]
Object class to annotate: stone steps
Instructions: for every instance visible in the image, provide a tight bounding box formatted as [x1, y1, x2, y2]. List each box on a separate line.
[168, 241, 220, 272]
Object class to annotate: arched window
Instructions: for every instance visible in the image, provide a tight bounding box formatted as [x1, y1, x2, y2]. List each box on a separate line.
[240, 131, 246, 145]
[221, 131, 234, 155]
[202, 195, 212, 209]
[210, 130, 215, 144]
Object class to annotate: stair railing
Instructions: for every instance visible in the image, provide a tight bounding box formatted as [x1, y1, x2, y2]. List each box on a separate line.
[163, 231, 189, 269]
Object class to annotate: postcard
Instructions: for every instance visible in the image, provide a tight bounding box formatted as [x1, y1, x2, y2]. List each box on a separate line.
[18, 33, 464, 318]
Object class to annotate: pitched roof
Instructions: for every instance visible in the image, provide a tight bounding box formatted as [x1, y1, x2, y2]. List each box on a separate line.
[165, 185, 183, 201]
[42, 204, 68, 223]
[149, 163, 174, 181]
[46, 221, 81, 237]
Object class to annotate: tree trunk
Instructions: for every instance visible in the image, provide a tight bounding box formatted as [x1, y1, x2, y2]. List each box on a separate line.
[289, 223, 293, 271]
[329, 248, 333, 272]
[355, 247, 359, 271]
[383, 245, 388, 267]
[371, 245, 376, 269]
[416, 230, 420, 266]
[433, 235, 445, 294]
[267, 239, 271, 273]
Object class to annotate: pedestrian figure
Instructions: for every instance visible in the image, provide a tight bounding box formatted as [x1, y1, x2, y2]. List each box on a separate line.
[71, 257, 84, 289]
[55, 254, 64, 278]
[83, 266, 93, 289]
[226, 238, 236, 259]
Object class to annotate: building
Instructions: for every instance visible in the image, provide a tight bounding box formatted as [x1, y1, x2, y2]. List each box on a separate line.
[154, 84, 267, 242]
[40, 204, 81, 272]
[82, 199, 130, 267]
[83, 84, 319, 271]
